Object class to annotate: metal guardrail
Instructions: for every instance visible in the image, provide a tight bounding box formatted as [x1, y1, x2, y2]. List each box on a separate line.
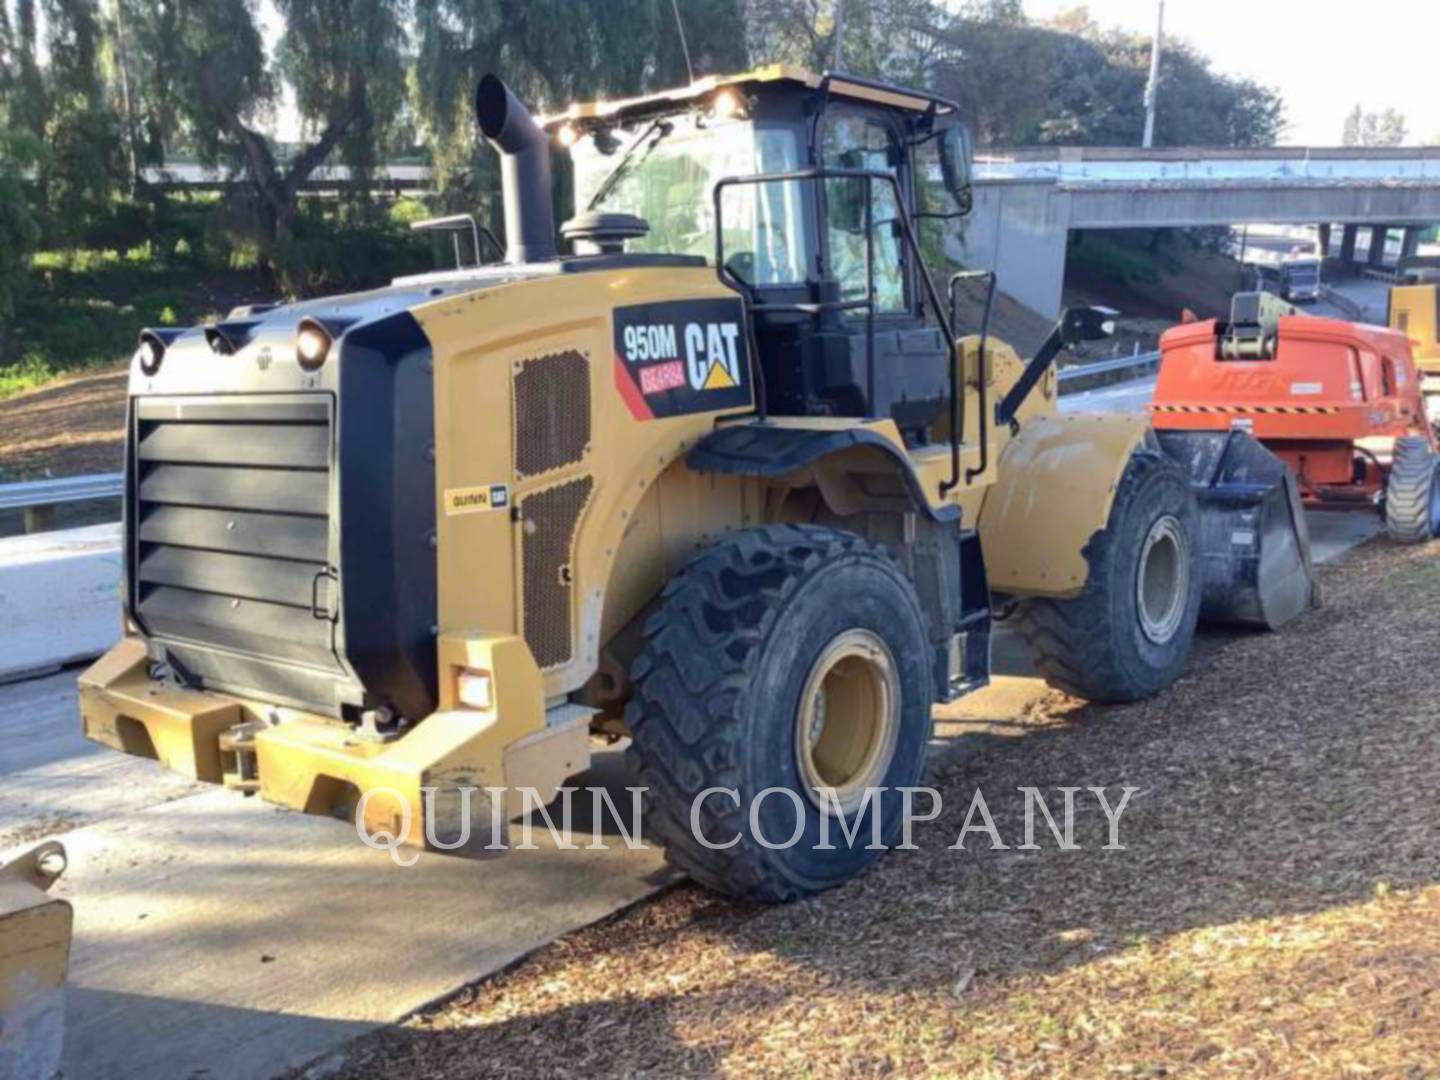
[1057, 351, 1161, 390]
[0, 473, 123, 531]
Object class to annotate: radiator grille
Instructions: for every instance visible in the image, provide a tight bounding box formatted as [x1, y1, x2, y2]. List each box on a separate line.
[130, 396, 340, 679]
[520, 476, 593, 670]
[513, 350, 590, 479]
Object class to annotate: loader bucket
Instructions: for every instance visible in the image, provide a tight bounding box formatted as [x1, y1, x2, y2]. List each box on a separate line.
[0, 842, 71, 1080]
[1156, 430, 1316, 630]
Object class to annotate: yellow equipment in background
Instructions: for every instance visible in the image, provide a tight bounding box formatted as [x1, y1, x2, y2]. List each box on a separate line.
[1387, 277, 1440, 430]
[0, 841, 71, 1080]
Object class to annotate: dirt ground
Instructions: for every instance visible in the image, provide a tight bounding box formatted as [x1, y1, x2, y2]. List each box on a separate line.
[321, 538, 1440, 1078]
[0, 366, 127, 480]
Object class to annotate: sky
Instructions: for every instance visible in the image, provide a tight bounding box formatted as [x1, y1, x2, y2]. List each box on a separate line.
[1018, 0, 1440, 145]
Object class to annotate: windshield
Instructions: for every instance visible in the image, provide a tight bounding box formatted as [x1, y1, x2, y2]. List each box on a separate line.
[571, 117, 808, 287]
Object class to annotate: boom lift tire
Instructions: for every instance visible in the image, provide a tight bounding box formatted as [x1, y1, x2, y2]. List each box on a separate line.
[625, 524, 934, 903]
[1384, 435, 1440, 544]
[1014, 449, 1202, 704]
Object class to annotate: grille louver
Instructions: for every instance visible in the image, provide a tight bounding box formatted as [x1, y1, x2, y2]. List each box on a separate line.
[130, 396, 342, 686]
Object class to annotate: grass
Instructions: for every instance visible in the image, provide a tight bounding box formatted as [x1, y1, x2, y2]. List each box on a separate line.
[1, 195, 437, 401]
[2, 251, 263, 400]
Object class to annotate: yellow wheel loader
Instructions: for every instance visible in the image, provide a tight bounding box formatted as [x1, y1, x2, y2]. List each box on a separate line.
[79, 67, 1314, 901]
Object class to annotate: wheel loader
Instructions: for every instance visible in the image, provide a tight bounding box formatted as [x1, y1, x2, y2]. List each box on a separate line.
[78, 66, 1314, 902]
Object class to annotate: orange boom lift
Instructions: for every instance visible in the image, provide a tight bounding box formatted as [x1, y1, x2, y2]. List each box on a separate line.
[1151, 292, 1440, 542]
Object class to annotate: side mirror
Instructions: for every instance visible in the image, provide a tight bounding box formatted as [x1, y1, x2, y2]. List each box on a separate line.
[938, 125, 974, 215]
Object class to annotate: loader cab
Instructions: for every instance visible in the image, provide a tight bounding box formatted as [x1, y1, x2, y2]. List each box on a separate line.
[555, 68, 974, 441]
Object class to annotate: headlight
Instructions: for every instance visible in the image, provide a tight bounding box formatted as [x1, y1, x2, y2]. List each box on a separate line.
[296, 321, 332, 370]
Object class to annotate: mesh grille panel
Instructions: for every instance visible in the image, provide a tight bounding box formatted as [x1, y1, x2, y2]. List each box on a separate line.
[513, 350, 591, 479]
[520, 476, 593, 669]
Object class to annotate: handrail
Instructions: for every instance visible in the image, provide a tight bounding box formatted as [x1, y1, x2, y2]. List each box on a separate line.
[948, 270, 996, 487]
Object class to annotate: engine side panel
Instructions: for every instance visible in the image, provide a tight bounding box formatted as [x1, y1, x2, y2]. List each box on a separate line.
[413, 267, 756, 697]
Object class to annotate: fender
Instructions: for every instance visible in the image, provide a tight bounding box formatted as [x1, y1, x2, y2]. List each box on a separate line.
[687, 420, 959, 521]
[978, 411, 1152, 597]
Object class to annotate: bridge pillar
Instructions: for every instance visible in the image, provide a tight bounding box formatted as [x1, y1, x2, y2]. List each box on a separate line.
[1401, 226, 1423, 262]
[1368, 226, 1390, 266]
[1317, 223, 1331, 256]
[954, 181, 1069, 318]
[1339, 224, 1358, 266]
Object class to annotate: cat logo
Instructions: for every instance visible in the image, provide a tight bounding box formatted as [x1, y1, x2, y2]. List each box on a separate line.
[683, 321, 743, 391]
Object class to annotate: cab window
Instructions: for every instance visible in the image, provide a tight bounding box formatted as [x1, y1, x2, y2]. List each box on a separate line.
[820, 112, 907, 313]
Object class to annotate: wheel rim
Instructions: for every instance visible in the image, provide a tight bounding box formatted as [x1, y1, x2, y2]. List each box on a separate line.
[794, 629, 900, 815]
[1136, 514, 1189, 645]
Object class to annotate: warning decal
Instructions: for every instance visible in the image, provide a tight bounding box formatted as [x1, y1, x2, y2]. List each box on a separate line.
[612, 298, 752, 420]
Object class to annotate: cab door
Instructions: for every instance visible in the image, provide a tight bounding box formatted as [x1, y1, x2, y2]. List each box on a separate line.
[817, 106, 950, 435]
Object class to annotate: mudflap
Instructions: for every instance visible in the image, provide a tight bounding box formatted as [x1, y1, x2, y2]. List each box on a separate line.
[0, 842, 71, 1080]
[1156, 430, 1317, 630]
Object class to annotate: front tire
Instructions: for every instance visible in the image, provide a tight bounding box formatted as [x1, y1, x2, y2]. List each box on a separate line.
[1014, 448, 1202, 703]
[1384, 435, 1439, 544]
[625, 525, 934, 903]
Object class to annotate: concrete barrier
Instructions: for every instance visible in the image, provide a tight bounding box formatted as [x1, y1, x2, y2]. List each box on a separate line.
[0, 524, 121, 682]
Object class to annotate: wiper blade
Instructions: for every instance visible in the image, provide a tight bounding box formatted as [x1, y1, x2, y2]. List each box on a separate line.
[586, 120, 672, 211]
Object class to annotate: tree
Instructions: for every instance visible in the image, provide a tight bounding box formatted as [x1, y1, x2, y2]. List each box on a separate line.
[37, 0, 125, 238]
[1342, 105, 1407, 147]
[412, 1, 747, 223]
[164, 0, 410, 280]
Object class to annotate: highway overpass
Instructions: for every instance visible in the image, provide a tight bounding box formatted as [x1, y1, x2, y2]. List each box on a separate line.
[964, 146, 1440, 316]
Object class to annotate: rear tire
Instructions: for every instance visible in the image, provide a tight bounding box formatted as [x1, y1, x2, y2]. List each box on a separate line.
[1384, 435, 1439, 544]
[624, 525, 934, 903]
[1014, 448, 1202, 704]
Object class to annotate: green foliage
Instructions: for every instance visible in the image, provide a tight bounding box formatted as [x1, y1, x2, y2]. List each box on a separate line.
[1342, 105, 1407, 147]
[0, 129, 42, 355]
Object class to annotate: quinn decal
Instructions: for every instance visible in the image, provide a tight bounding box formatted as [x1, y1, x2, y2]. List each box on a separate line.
[444, 483, 511, 516]
[612, 298, 753, 420]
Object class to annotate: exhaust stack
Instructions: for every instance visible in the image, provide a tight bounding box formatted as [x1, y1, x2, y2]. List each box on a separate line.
[474, 74, 556, 264]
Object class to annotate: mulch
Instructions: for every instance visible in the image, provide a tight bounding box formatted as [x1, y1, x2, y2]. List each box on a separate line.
[316, 536, 1440, 1077]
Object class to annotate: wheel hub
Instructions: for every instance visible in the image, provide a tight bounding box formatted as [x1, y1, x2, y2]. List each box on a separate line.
[1137, 514, 1189, 645]
[794, 629, 900, 815]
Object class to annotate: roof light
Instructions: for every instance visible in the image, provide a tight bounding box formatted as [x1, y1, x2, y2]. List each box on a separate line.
[296, 321, 332, 370]
[711, 89, 743, 120]
[556, 122, 579, 147]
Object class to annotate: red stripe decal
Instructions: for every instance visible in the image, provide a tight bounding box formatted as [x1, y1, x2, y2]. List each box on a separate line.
[613, 354, 654, 421]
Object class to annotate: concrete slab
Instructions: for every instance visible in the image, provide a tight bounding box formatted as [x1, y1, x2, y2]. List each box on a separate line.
[0, 523, 121, 682]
